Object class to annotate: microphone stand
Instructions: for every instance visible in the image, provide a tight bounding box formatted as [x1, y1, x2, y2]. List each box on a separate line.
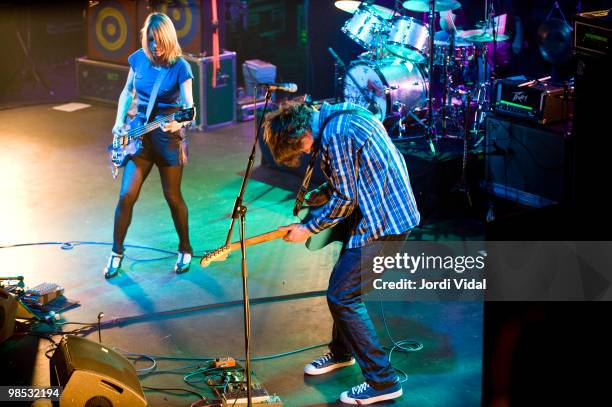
[426, 0, 437, 156]
[221, 86, 274, 407]
[490, 2, 497, 79]
[327, 47, 345, 103]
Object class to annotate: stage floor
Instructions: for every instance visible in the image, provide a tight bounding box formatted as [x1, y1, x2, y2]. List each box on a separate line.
[0, 103, 482, 406]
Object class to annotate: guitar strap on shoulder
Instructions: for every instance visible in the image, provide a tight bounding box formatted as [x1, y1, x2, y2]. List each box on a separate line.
[145, 67, 170, 124]
[292, 108, 374, 216]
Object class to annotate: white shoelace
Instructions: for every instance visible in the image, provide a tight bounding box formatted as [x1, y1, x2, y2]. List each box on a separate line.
[351, 382, 370, 395]
[315, 353, 332, 366]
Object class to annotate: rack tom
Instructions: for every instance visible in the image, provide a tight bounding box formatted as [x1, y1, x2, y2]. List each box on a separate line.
[341, 5, 391, 50]
[386, 16, 430, 63]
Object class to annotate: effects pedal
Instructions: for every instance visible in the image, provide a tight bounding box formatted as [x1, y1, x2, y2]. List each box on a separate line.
[214, 356, 236, 368]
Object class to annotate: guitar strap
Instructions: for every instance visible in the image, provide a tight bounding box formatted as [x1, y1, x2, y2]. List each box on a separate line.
[293, 108, 375, 216]
[145, 66, 170, 124]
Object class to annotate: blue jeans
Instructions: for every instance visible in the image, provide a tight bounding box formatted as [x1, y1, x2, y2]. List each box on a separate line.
[326, 234, 408, 390]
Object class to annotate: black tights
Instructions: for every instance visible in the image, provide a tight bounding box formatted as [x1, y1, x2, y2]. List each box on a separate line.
[112, 157, 192, 255]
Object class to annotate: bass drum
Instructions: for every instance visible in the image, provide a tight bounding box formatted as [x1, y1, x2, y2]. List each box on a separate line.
[343, 59, 427, 121]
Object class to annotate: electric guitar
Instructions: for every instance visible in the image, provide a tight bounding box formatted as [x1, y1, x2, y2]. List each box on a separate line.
[108, 107, 195, 178]
[200, 205, 351, 267]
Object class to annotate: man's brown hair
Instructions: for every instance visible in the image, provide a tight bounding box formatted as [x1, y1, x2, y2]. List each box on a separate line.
[263, 100, 314, 167]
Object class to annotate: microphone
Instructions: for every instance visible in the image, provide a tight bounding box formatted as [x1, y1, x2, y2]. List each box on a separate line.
[327, 47, 345, 68]
[261, 82, 298, 92]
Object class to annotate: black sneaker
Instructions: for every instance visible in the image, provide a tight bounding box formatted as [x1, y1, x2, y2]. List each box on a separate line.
[340, 380, 403, 405]
[304, 352, 355, 375]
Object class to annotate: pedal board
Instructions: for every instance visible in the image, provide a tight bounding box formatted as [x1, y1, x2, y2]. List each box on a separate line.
[25, 282, 64, 305]
[215, 361, 283, 406]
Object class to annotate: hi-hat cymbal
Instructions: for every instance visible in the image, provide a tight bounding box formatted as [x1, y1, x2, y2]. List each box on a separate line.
[402, 0, 461, 12]
[335, 1, 398, 19]
[458, 29, 509, 42]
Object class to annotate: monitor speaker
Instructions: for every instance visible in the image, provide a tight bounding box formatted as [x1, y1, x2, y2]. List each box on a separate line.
[50, 335, 146, 407]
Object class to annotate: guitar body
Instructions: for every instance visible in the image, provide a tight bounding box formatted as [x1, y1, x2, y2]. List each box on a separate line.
[300, 205, 352, 251]
[108, 116, 144, 171]
[107, 107, 194, 178]
[109, 137, 143, 168]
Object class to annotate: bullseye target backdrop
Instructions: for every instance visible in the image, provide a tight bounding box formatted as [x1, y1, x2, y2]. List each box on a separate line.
[139, 0, 226, 57]
[87, 0, 138, 64]
[157, 0, 202, 55]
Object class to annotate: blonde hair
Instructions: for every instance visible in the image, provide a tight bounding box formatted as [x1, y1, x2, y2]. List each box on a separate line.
[141, 13, 182, 65]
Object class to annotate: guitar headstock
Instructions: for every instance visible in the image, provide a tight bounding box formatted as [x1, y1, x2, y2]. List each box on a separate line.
[200, 245, 231, 267]
[174, 107, 195, 123]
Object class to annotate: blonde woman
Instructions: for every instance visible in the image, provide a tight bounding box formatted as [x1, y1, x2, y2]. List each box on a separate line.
[104, 13, 196, 278]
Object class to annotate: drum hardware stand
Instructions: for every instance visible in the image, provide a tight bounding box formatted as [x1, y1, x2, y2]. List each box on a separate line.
[470, 1, 499, 138]
[327, 47, 346, 103]
[220, 87, 276, 407]
[425, 0, 437, 156]
[392, 101, 422, 140]
[455, 91, 473, 207]
[440, 32, 458, 138]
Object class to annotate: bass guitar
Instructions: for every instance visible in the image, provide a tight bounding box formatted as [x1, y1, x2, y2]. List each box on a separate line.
[108, 107, 195, 178]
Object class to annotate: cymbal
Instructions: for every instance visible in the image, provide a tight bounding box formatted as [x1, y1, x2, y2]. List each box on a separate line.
[458, 29, 509, 42]
[537, 18, 571, 64]
[402, 0, 461, 12]
[335, 1, 397, 19]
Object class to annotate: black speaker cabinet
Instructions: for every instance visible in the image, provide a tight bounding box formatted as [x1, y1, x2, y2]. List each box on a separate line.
[0, 288, 17, 344]
[573, 33, 612, 223]
[76, 57, 130, 104]
[185, 51, 237, 129]
[484, 115, 568, 208]
[50, 335, 146, 407]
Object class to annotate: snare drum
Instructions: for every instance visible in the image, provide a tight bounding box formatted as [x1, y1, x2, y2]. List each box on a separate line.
[341, 5, 390, 50]
[386, 16, 430, 63]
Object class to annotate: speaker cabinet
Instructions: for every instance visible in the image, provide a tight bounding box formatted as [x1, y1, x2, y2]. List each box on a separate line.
[0, 288, 17, 344]
[185, 51, 236, 129]
[87, 0, 139, 65]
[573, 51, 612, 223]
[76, 57, 130, 104]
[50, 336, 146, 407]
[484, 115, 568, 208]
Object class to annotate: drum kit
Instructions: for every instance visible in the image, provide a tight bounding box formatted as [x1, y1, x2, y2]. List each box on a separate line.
[334, 0, 507, 146]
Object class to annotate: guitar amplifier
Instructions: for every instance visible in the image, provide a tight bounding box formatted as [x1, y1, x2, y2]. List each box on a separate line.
[574, 9, 612, 58]
[484, 114, 568, 208]
[185, 51, 237, 129]
[76, 57, 130, 104]
[493, 78, 573, 124]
